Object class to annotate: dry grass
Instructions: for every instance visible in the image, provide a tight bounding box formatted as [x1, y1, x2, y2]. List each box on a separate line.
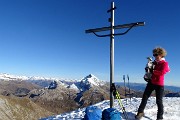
[0, 95, 53, 120]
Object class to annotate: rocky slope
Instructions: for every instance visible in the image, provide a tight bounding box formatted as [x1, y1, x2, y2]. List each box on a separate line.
[0, 80, 42, 96]
[28, 74, 110, 114]
[0, 95, 53, 120]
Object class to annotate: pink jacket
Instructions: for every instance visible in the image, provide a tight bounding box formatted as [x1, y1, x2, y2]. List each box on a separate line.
[151, 59, 170, 86]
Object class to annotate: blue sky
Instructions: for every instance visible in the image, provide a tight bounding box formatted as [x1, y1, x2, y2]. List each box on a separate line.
[0, 0, 179, 86]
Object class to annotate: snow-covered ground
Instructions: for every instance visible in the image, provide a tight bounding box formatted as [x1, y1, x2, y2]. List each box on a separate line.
[40, 97, 180, 120]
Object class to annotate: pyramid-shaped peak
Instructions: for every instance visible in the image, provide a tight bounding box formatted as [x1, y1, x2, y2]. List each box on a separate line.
[81, 74, 102, 87]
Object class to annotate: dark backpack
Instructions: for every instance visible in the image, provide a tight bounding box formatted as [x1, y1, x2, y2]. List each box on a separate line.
[84, 106, 102, 120]
[102, 108, 121, 120]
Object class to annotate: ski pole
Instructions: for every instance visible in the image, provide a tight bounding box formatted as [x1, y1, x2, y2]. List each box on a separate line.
[123, 75, 128, 105]
[123, 75, 126, 97]
[115, 91, 129, 120]
[111, 83, 129, 120]
[127, 74, 132, 103]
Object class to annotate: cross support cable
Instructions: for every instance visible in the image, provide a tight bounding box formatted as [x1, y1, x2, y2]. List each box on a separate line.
[85, 2, 145, 108]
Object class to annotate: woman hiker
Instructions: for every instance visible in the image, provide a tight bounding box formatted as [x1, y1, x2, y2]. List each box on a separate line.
[135, 47, 170, 120]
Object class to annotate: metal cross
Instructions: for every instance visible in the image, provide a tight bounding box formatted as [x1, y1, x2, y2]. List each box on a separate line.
[85, 2, 145, 108]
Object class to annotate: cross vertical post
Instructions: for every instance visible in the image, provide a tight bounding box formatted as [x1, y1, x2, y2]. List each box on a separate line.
[109, 1, 115, 108]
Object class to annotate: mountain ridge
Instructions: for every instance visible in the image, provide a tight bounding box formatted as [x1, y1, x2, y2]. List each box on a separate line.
[0, 73, 179, 120]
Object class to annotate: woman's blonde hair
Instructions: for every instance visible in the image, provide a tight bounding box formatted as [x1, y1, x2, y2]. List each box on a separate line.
[153, 47, 167, 57]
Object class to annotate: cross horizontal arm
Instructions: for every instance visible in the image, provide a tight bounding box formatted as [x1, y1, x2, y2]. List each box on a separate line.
[89, 23, 138, 37]
[85, 22, 145, 33]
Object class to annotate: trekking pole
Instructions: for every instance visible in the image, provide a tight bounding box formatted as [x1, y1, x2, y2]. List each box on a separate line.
[127, 74, 131, 103]
[123, 75, 126, 97]
[111, 83, 129, 120]
[115, 91, 129, 120]
[123, 75, 127, 105]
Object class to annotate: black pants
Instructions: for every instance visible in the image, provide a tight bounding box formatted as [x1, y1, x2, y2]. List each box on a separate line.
[138, 82, 164, 119]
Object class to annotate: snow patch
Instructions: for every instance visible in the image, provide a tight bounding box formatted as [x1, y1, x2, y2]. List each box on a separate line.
[68, 83, 79, 91]
[40, 97, 180, 120]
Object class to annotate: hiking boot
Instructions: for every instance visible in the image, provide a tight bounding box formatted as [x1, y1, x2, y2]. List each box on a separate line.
[135, 112, 144, 119]
[157, 115, 163, 120]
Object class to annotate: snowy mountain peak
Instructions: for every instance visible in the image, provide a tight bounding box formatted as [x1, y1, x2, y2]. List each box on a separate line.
[0, 73, 28, 80]
[80, 74, 103, 88]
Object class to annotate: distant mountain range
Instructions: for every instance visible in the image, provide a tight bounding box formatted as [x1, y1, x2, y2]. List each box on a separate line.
[0, 73, 110, 119]
[0, 73, 179, 120]
[1, 73, 180, 92]
[116, 82, 180, 92]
